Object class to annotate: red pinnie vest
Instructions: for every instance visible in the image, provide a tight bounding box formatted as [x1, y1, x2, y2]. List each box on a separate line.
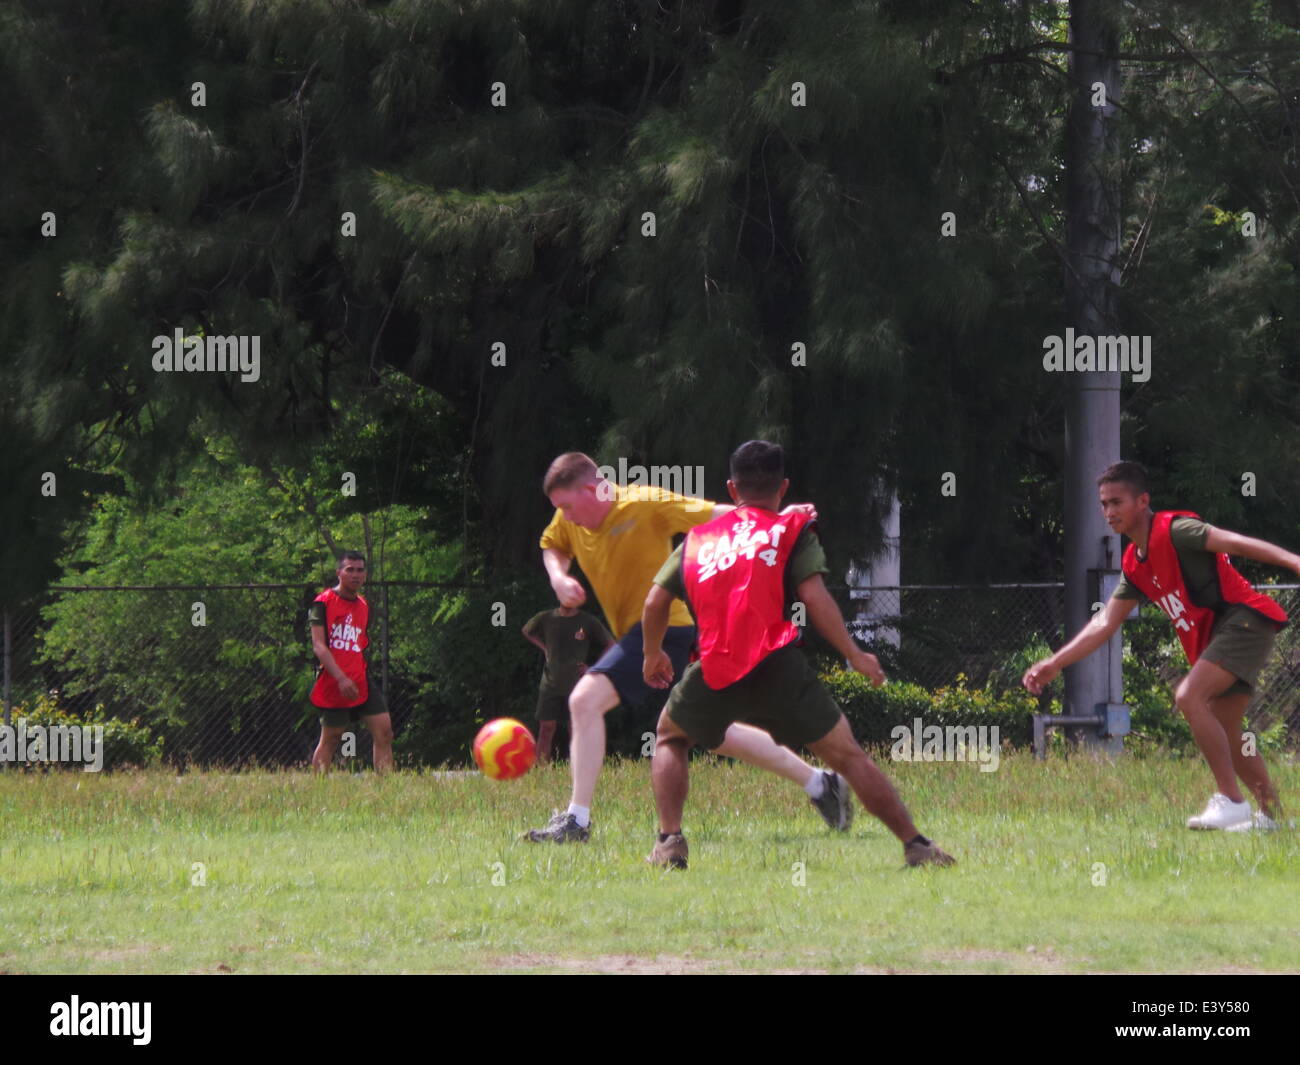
[310, 588, 370, 708]
[682, 506, 814, 689]
[1121, 510, 1287, 665]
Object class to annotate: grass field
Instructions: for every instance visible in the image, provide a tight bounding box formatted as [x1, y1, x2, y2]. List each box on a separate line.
[1, 751, 1298, 974]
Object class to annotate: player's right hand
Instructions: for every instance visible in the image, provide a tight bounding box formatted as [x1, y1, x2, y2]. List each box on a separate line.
[338, 677, 360, 702]
[1021, 660, 1058, 695]
[847, 649, 886, 687]
[553, 576, 587, 607]
[644, 649, 674, 689]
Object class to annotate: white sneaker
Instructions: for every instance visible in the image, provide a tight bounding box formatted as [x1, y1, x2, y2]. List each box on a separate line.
[1226, 810, 1281, 833]
[1186, 793, 1253, 830]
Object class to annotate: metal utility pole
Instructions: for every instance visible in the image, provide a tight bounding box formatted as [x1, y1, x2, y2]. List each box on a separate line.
[3, 608, 10, 730]
[1063, 0, 1126, 750]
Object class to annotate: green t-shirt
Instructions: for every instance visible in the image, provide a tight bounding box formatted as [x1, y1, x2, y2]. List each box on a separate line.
[522, 608, 615, 689]
[1112, 515, 1253, 622]
[654, 520, 830, 621]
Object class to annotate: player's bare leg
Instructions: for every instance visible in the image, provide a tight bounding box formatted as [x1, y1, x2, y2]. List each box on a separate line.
[712, 722, 815, 786]
[312, 724, 347, 772]
[1173, 659, 1245, 802]
[712, 721, 852, 829]
[568, 671, 620, 807]
[536, 720, 558, 764]
[651, 709, 691, 835]
[807, 717, 917, 841]
[525, 671, 618, 842]
[646, 710, 691, 868]
[1210, 690, 1282, 819]
[808, 718, 952, 865]
[367, 712, 394, 774]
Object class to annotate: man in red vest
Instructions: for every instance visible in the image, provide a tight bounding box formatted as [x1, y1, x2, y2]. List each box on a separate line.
[641, 440, 955, 869]
[526, 452, 853, 844]
[309, 551, 393, 773]
[1023, 461, 1295, 830]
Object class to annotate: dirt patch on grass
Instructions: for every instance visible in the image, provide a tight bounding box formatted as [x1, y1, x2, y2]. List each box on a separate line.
[922, 947, 1076, 973]
[491, 953, 723, 974]
[489, 953, 899, 974]
[88, 944, 170, 963]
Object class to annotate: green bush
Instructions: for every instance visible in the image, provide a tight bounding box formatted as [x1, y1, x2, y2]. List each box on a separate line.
[5, 693, 163, 769]
[1122, 638, 1195, 751]
[983, 636, 1057, 696]
[821, 670, 1037, 749]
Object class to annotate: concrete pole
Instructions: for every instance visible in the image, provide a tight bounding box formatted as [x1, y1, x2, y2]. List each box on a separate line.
[848, 480, 901, 649]
[1063, 0, 1125, 748]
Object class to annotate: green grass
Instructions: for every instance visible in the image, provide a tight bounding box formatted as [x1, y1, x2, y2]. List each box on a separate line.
[1, 751, 1298, 973]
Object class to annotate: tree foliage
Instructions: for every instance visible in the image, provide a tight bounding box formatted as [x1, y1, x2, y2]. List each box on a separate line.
[4, 0, 1299, 594]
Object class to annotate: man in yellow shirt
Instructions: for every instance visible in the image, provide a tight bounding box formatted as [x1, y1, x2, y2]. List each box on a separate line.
[525, 452, 852, 843]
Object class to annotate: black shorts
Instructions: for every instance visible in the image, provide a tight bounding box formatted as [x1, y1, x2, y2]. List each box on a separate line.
[587, 622, 697, 709]
[535, 684, 573, 723]
[315, 685, 387, 729]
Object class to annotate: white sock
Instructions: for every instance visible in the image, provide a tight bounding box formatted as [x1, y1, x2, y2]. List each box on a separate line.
[567, 803, 591, 827]
[803, 771, 826, 799]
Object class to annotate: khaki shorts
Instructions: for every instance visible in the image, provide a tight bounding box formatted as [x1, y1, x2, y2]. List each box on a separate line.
[664, 643, 842, 751]
[1200, 607, 1281, 696]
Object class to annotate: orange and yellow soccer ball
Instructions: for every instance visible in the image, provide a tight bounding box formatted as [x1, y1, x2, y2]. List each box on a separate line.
[472, 718, 537, 780]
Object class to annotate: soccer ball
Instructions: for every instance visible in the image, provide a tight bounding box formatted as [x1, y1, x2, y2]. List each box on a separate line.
[472, 718, 537, 780]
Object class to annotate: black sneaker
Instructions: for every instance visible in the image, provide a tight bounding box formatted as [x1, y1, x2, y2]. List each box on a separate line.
[810, 770, 854, 831]
[524, 810, 591, 843]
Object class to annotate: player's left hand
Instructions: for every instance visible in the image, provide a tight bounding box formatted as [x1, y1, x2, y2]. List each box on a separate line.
[644, 649, 674, 689]
[781, 502, 818, 522]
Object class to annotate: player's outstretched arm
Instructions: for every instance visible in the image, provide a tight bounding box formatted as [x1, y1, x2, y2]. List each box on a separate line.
[1204, 526, 1300, 577]
[797, 573, 886, 687]
[1022, 595, 1130, 695]
[542, 547, 586, 607]
[642, 584, 676, 689]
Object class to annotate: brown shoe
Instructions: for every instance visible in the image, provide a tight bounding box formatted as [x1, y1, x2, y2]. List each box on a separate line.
[904, 840, 956, 867]
[647, 832, 689, 870]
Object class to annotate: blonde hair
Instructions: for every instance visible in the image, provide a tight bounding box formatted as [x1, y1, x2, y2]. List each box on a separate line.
[543, 452, 599, 495]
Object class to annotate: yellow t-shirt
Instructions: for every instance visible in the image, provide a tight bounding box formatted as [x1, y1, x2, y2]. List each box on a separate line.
[539, 483, 715, 638]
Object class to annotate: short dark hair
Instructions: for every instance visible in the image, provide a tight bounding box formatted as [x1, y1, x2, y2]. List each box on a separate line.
[337, 550, 367, 570]
[730, 440, 786, 498]
[1096, 461, 1150, 498]
[543, 452, 599, 495]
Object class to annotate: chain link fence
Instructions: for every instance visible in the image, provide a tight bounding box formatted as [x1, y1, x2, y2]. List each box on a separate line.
[846, 584, 1300, 739]
[0, 583, 459, 770]
[3, 582, 1298, 769]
